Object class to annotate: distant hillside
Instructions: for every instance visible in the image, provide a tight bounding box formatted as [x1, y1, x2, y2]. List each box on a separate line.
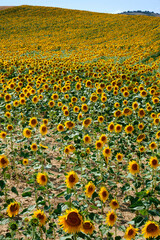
[0, 6, 14, 11]
[120, 10, 160, 17]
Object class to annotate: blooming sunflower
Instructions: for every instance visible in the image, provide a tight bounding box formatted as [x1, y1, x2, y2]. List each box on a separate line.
[83, 135, 91, 144]
[29, 117, 38, 128]
[65, 121, 75, 130]
[149, 142, 157, 150]
[132, 101, 138, 110]
[31, 143, 38, 151]
[124, 225, 138, 240]
[82, 221, 95, 235]
[40, 124, 47, 135]
[103, 147, 111, 157]
[138, 108, 145, 118]
[58, 209, 83, 233]
[98, 116, 104, 123]
[57, 123, 64, 132]
[65, 171, 79, 189]
[99, 186, 109, 203]
[115, 124, 122, 133]
[85, 182, 95, 198]
[0, 131, 7, 139]
[81, 104, 88, 113]
[156, 131, 160, 139]
[0, 155, 9, 168]
[106, 211, 117, 226]
[83, 118, 92, 128]
[125, 124, 134, 134]
[7, 202, 20, 217]
[33, 209, 47, 226]
[110, 199, 119, 210]
[7, 125, 13, 131]
[108, 122, 114, 132]
[100, 134, 107, 144]
[23, 159, 29, 165]
[23, 128, 32, 138]
[95, 140, 103, 150]
[142, 221, 160, 239]
[128, 161, 139, 175]
[37, 172, 48, 186]
[149, 156, 159, 169]
[116, 153, 123, 162]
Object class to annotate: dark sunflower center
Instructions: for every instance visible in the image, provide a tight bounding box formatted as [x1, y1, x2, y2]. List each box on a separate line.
[26, 130, 31, 135]
[41, 175, 46, 182]
[10, 204, 18, 212]
[1, 158, 7, 164]
[112, 201, 118, 206]
[101, 137, 106, 142]
[128, 229, 134, 236]
[66, 212, 81, 226]
[88, 186, 93, 192]
[83, 222, 92, 229]
[132, 164, 138, 171]
[152, 159, 157, 165]
[97, 142, 102, 148]
[102, 191, 107, 197]
[69, 174, 75, 183]
[105, 149, 110, 154]
[31, 119, 37, 125]
[42, 127, 46, 132]
[110, 125, 114, 130]
[37, 213, 44, 220]
[117, 126, 121, 130]
[85, 119, 90, 125]
[59, 126, 63, 130]
[109, 213, 115, 221]
[127, 126, 132, 132]
[146, 223, 157, 233]
[118, 155, 121, 160]
[67, 122, 73, 128]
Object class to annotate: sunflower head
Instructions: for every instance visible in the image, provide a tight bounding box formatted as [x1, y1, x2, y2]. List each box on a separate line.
[99, 186, 109, 203]
[40, 124, 47, 135]
[29, 117, 38, 128]
[0, 155, 9, 168]
[82, 221, 95, 235]
[95, 140, 103, 150]
[106, 210, 117, 226]
[124, 225, 138, 240]
[65, 171, 79, 189]
[142, 221, 160, 239]
[7, 202, 20, 217]
[37, 172, 48, 186]
[83, 135, 91, 144]
[149, 156, 159, 169]
[128, 161, 139, 175]
[110, 199, 119, 210]
[116, 153, 123, 161]
[23, 128, 32, 138]
[103, 147, 111, 157]
[33, 209, 47, 226]
[85, 182, 95, 198]
[23, 159, 29, 165]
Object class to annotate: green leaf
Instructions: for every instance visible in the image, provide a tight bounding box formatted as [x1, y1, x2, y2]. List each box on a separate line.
[65, 194, 72, 200]
[22, 191, 32, 197]
[11, 187, 18, 195]
[56, 191, 65, 198]
[0, 180, 5, 190]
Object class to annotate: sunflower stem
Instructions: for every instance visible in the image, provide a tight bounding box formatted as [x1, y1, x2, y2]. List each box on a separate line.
[74, 233, 77, 240]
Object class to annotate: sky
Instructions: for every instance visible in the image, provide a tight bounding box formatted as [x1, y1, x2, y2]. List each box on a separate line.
[0, 0, 160, 14]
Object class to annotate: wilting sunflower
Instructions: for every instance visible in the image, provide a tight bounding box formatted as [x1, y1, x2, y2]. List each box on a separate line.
[116, 153, 123, 162]
[83, 135, 91, 144]
[99, 187, 109, 203]
[57, 123, 64, 132]
[128, 161, 139, 175]
[40, 124, 47, 135]
[37, 172, 48, 186]
[0, 155, 9, 168]
[106, 211, 117, 226]
[115, 124, 122, 133]
[85, 182, 95, 198]
[149, 142, 157, 150]
[58, 209, 83, 233]
[23, 159, 29, 165]
[142, 221, 160, 239]
[95, 140, 103, 150]
[149, 156, 159, 169]
[125, 124, 134, 134]
[103, 147, 111, 157]
[33, 209, 47, 226]
[23, 128, 32, 138]
[31, 143, 38, 151]
[65, 171, 79, 189]
[68, 145, 75, 153]
[83, 118, 92, 128]
[82, 221, 95, 235]
[110, 199, 119, 210]
[29, 117, 38, 128]
[124, 225, 138, 240]
[7, 202, 20, 217]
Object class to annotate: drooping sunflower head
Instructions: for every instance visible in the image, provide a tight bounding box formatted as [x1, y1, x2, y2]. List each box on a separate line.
[37, 172, 48, 186]
[99, 186, 109, 203]
[65, 171, 79, 189]
[128, 161, 139, 175]
[142, 221, 160, 239]
[33, 209, 47, 226]
[124, 225, 138, 240]
[7, 202, 20, 217]
[82, 221, 95, 235]
[106, 210, 117, 226]
[58, 209, 83, 233]
[85, 182, 95, 198]
[0, 155, 9, 168]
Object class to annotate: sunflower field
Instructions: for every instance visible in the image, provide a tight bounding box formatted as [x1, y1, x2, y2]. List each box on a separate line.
[0, 5, 160, 240]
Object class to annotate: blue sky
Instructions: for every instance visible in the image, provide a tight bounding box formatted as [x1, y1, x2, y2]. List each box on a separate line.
[0, 0, 160, 14]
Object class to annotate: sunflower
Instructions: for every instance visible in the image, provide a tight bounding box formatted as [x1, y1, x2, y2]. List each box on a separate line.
[123, 100, 128, 105]
[153, 118, 159, 125]
[29, 117, 38, 128]
[149, 142, 157, 150]
[31, 143, 38, 151]
[125, 124, 134, 134]
[98, 116, 104, 123]
[58, 209, 83, 233]
[68, 145, 75, 153]
[82, 221, 95, 235]
[95, 140, 103, 150]
[128, 161, 139, 175]
[40, 124, 47, 135]
[115, 124, 122, 133]
[152, 97, 159, 104]
[83, 118, 92, 128]
[4, 94, 11, 102]
[5, 112, 11, 118]
[140, 90, 147, 97]
[85, 182, 95, 198]
[123, 91, 129, 97]
[6, 104, 12, 110]
[124, 225, 138, 240]
[142, 221, 160, 239]
[149, 156, 159, 169]
[114, 102, 120, 108]
[20, 98, 26, 105]
[65, 171, 79, 189]
[106, 211, 117, 226]
[90, 94, 98, 102]
[108, 122, 114, 132]
[65, 119, 75, 128]
[37, 172, 48, 186]
[138, 108, 145, 118]
[0, 131, 7, 139]
[114, 109, 122, 118]
[63, 109, 69, 116]
[139, 146, 145, 152]
[116, 153, 123, 161]
[99, 134, 107, 144]
[13, 100, 19, 107]
[23, 128, 32, 138]
[33, 209, 47, 226]
[138, 123, 144, 130]
[156, 131, 160, 139]
[86, 148, 90, 154]
[81, 96, 86, 102]
[73, 106, 79, 113]
[110, 199, 119, 210]
[132, 101, 138, 110]
[0, 155, 9, 168]
[83, 135, 91, 144]
[81, 104, 88, 113]
[103, 147, 111, 157]
[137, 134, 145, 143]
[32, 96, 39, 104]
[99, 187, 109, 203]
[43, 119, 48, 125]
[57, 123, 64, 132]
[23, 159, 29, 165]
[7, 202, 20, 217]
